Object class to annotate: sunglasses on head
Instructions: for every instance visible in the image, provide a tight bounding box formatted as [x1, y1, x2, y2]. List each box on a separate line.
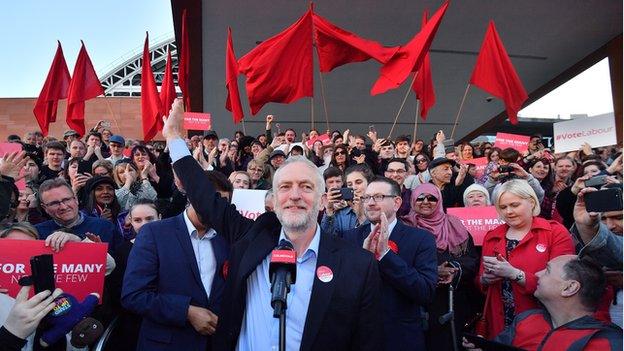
[416, 195, 438, 203]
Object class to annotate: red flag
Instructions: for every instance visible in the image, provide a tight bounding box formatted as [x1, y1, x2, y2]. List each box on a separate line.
[225, 28, 244, 124]
[66, 41, 104, 136]
[312, 13, 399, 72]
[238, 9, 313, 115]
[33, 41, 71, 136]
[177, 9, 191, 111]
[469, 21, 528, 125]
[411, 10, 436, 120]
[371, 1, 449, 95]
[159, 48, 176, 130]
[141, 33, 162, 142]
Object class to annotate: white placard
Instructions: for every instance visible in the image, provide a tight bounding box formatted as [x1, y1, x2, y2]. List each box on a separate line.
[553, 115, 617, 153]
[276, 142, 304, 153]
[231, 189, 268, 220]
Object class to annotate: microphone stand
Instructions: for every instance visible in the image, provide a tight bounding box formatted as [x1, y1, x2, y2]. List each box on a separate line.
[273, 299, 287, 351]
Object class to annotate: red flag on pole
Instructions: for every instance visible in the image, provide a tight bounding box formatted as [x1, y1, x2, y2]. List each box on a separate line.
[225, 28, 244, 124]
[160, 48, 176, 129]
[33, 41, 71, 136]
[469, 21, 528, 125]
[371, 1, 449, 96]
[141, 33, 162, 142]
[238, 9, 313, 115]
[312, 13, 399, 73]
[177, 9, 191, 111]
[66, 41, 104, 136]
[411, 10, 436, 120]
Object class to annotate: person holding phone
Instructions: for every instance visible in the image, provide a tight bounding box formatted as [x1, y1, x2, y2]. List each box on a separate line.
[321, 164, 374, 237]
[571, 185, 623, 327]
[477, 179, 575, 338]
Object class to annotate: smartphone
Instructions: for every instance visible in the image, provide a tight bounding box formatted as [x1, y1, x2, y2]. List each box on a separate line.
[585, 188, 623, 212]
[369, 125, 376, 133]
[340, 188, 354, 201]
[30, 254, 55, 294]
[584, 175, 608, 188]
[78, 160, 92, 175]
[101, 121, 111, 129]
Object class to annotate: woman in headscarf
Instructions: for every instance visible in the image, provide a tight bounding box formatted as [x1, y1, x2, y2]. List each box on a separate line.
[402, 183, 480, 350]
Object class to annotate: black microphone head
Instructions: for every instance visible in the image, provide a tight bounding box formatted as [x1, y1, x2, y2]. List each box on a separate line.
[277, 239, 294, 250]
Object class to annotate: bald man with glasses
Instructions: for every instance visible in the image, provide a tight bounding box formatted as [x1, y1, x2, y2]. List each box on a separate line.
[343, 176, 437, 351]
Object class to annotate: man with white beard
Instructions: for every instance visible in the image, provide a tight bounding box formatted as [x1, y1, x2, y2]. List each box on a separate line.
[162, 98, 382, 351]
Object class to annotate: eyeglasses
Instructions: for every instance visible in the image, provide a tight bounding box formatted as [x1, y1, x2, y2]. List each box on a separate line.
[386, 169, 406, 175]
[361, 194, 396, 203]
[334, 151, 346, 156]
[43, 196, 75, 209]
[415, 195, 438, 203]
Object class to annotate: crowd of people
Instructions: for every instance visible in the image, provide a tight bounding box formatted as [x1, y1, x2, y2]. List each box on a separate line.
[0, 99, 622, 350]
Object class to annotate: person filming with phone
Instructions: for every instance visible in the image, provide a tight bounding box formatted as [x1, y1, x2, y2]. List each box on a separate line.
[571, 183, 623, 327]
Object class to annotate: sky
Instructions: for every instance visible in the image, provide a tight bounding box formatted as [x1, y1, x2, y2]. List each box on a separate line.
[518, 58, 614, 119]
[0, 2, 614, 120]
[0, 0, 174, 98]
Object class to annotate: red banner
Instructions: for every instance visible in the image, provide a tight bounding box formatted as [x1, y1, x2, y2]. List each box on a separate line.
[183, 112, 212, 131]
[0, 240, 107, 302]
[305, 134, 331, 148]
[494, 132, 530, 153]
[447, 206, 505, 245]
[0, 143, 26, 190]
[461, 157, 489, 180]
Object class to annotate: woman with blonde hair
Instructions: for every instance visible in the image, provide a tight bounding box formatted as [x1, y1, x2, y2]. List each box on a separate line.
[476, 179, 575, 338]
[113, 159, 157, 210]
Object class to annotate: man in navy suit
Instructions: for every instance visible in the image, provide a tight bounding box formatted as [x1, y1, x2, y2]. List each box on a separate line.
[161, 98, 382, 351]
[121, 201, 229, 351]
[343, 176, 438, 350]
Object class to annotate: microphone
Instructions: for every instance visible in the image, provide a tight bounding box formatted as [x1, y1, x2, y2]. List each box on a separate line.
[269, 239, 297, 317]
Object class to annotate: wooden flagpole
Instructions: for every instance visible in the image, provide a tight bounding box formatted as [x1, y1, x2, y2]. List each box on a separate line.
[450, 83, 471, 140]
[310, 97, 315, 130]
[387, 72, 418, 139]
[318, 70, 330, 132]
[103, 98, 122, 134]
[412, 99, 420, 143]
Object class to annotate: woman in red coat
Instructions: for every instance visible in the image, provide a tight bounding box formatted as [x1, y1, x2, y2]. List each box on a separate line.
[477, 179, 575, 338]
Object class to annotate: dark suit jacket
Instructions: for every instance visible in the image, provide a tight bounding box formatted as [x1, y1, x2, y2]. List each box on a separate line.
[343, 221, 438, 351]
[121, 213, 229, 351]
[173, 155, 383, 351]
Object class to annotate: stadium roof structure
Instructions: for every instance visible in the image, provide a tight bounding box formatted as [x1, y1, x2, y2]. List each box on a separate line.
[100, 37, 180, 97]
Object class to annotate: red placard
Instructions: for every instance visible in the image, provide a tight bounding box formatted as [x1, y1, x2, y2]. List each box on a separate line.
[183, 112, 212, 131]
[447, 206, 506, 245]
[461, 157, 489, 179]
[305, 134, 331, 148]
[0, 240, 107, 302]
[494, 132, 530, 153]
[0, 142, 21, 156]
[0, 143, 26, 190]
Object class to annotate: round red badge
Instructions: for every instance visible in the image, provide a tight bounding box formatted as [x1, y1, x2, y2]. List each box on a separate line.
[316, 266, 333, 283]
[535, 244, 546, 253]
[388, 240, 399, 254]
[222, 260, 229, 279]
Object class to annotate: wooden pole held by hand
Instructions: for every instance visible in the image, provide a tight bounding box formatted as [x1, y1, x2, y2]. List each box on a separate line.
[450, 84, 471, 141]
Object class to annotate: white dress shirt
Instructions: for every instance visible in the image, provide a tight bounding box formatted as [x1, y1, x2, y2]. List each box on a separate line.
[183, 209, 217, 297]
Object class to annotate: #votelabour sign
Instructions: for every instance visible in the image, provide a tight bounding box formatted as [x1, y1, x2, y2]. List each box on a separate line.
[553, 114, 617, 153]
[0, 240, 107, 302]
